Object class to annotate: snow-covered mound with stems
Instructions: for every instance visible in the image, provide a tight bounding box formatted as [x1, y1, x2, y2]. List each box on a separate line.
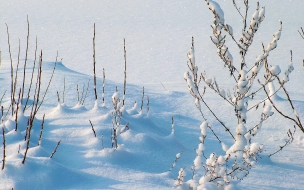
[0, 0, 304, 189]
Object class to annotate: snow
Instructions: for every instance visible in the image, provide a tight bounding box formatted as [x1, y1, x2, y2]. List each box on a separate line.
[0, 0, 304, 189]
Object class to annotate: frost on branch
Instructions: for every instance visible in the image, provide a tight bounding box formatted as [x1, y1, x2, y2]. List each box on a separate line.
[181, 0, 303, 189]
[111, 91, 122, 149]
[175, 167, 186, 187]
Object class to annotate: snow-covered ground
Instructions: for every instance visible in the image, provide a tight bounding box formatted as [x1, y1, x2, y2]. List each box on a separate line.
[0, 0, 304, 189]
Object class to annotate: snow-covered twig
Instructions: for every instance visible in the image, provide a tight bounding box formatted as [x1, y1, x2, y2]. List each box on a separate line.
[169, 151, 183, 171]
[175, 166, 186, 186]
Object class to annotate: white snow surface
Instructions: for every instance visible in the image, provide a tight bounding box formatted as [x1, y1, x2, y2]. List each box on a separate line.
[0, 0, 304, 189]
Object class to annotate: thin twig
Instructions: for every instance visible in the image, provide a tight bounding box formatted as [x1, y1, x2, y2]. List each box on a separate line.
[123, 39, 127, 107]
[269, 126, 296, 157]
[2, 127, 6, 170]
[24, 36, 38, 112]
[6, 23, 14, 116]
[50, 140, 61, 158]
[36, 51, 58, 112]
[140, 87, 144, 112]
[160, 82, 168, 91]
[93, 23, 98, 101]
[22, 139, 30, 164]
[21, 16, 30, 104]
[82, 79, 90, 105]
[298, 27, 304, 39]
[77, 84, 79, 103]
[13, 39, 21, 106]
[262, 83, 303, 132]
[275, 76, 304, 132]
[38, 114, 45, 146]
[102, 68, 105, 105]
[89, 120, 97, 138]
[56, 91, 60, 104]
[63, 77, 65, 104]
[15, 88, 21, 131]
[0, 91, 7, 107]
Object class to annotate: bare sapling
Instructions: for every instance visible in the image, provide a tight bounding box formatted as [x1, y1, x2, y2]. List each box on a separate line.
[181, 0, 303, 188]
[22, 50, 43, 164]
[50, 140, 61, 158]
